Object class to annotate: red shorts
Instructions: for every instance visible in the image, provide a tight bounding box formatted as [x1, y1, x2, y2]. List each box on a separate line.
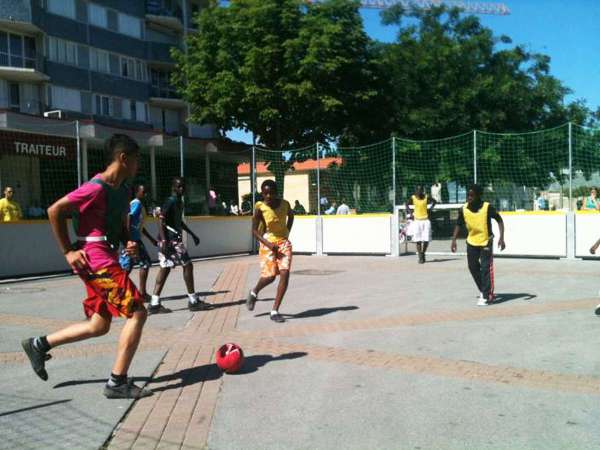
[80, 265, 143, 320]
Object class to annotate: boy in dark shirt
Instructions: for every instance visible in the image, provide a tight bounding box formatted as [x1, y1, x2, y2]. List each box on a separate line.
[149, 177, 208, 314]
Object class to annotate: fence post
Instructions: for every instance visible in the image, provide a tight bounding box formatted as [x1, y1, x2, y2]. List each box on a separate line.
[75, 120, 81, 187]
[315, 143, 324, 256]
[568, 122, 573, 210]
[150, 146, 157, 202]
[179, 135, 184, 177]
[473, 129, 477, 184]
[251, 135, 257, 254]
[392, 136, 396, 208]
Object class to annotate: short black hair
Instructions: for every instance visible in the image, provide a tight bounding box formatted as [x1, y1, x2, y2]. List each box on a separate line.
[105, 134, 140, 164]
[469, 184, 483, 196]
[261, 179, 277, 191]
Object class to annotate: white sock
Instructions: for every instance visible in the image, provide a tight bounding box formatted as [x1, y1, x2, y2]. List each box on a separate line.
[270, 310, 278, 316]
[188, 293, 198, 304]
[250, 290, 257, 298]
[151, 295, 160, 306]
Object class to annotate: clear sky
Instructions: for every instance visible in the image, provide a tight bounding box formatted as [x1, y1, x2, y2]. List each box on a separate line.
[228, 0, 599, 143]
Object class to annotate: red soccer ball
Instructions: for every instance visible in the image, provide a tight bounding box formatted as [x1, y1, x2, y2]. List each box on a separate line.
[216, 343, 244, 373]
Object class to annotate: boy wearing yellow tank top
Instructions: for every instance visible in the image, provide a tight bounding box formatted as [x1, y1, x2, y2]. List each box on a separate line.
[405, 185, 437, 264]
[451, 184, 506, 306]
[246, 180, 295, 323]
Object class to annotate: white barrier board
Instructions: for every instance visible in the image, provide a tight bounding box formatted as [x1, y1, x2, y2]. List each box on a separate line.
[491, 212, 566, 257]
[289, 216, 317, 253]
[575, 212, 600, 258]
[323, 215, 392, 254]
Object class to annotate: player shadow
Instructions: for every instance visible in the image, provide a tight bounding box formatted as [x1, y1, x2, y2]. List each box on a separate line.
[232, 352, 308, 375]
[150, 352, 308, 391]
[425, 258, 459, 263]
[160, 290, 230, 301]
[493, 293, 537, 304]
[254, 305, 359, 319]
[53, 352, 308, 392]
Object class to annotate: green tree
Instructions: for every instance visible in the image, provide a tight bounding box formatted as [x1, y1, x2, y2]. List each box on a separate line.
[173, 0, 379, 192]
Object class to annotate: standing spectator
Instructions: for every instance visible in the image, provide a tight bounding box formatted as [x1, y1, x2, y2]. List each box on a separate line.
[0, 186, 23, 222]
[535, 192, 548, 211]
[430, 182, 442, 203]
[336, 200, 350, 215]
[582, 188, 599, 210]
[208, 186, 217, 215]
[293, 200, 307, 215]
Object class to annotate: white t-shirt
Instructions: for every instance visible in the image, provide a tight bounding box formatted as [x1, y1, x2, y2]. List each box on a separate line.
[336, 204, 350, 215]
[430, 183, 442, 203]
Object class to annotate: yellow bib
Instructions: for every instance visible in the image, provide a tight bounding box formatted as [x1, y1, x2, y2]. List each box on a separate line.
[463, 202, 490, 246]
[256, 200, 290, 243]
[412, 195, 428, 220]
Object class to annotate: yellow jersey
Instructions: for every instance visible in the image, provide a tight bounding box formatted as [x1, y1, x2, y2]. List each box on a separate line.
[463, 202, 490, 246]
[412, 195, 429, 220]
[256, 200, 291, 243]
[0, 198, 23, 222]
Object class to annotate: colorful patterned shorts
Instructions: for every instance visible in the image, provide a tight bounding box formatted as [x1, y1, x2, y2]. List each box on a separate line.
[81, 265, 143, 319]
[158, 239, 192, 268]
[259, 239, 292, 278]
[119, 240, 152, 271]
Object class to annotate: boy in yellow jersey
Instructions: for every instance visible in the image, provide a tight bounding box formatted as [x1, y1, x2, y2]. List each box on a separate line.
[247, 180, 294, 323]
[405, 185, 436, 264]
[0, 186, 23, 221]
[451, 184, 506, 306]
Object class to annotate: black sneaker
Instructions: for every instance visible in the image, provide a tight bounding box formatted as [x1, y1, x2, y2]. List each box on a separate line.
[188, 301, 210, 312]
[148, 304, 172, 315]
[21, 338, 49, 381]
[103, 380, 153, 399]
[246, 291, 257, 311]
[270, 313, 285, 323]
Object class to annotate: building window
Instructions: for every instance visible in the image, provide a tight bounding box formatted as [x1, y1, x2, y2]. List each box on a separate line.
[9, 83, 20, 111]
[118, 13, 143, 39]
[89, 3, 107, 28]
[0, 32, 36, 69]
[50, 85, 82, 112]
[94, 94, 112, 116]
[90, 48, 109, 73]
[47, 0, 76, 19]
[107, 9, 118, 31]
[130, 100, 136, 120]
[47, 36, 77, 66]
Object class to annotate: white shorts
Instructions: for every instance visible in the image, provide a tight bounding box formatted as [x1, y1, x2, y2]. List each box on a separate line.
[409, 219, 431, 242]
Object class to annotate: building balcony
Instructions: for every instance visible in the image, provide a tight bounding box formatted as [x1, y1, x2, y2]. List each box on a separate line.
[149, 96, 187, 110]
[0, 66, 48, 82]
[0, 18, 43, 35]
[145, 1, 184, 32]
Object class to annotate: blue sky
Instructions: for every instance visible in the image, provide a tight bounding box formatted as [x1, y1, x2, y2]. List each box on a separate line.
[228, 0, 599, 143]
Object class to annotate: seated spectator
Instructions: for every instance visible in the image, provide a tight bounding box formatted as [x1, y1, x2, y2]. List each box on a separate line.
[325, 202, 337, 215]
[293, 200, 307, 215]
[230, 202, 240, 215]
[336, 200, 350, 215]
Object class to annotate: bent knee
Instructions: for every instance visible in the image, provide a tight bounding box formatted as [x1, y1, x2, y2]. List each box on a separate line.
[89, 322, 110, 337]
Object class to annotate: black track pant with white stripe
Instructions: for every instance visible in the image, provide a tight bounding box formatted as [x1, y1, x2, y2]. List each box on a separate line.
[467, 241, 494, 300]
